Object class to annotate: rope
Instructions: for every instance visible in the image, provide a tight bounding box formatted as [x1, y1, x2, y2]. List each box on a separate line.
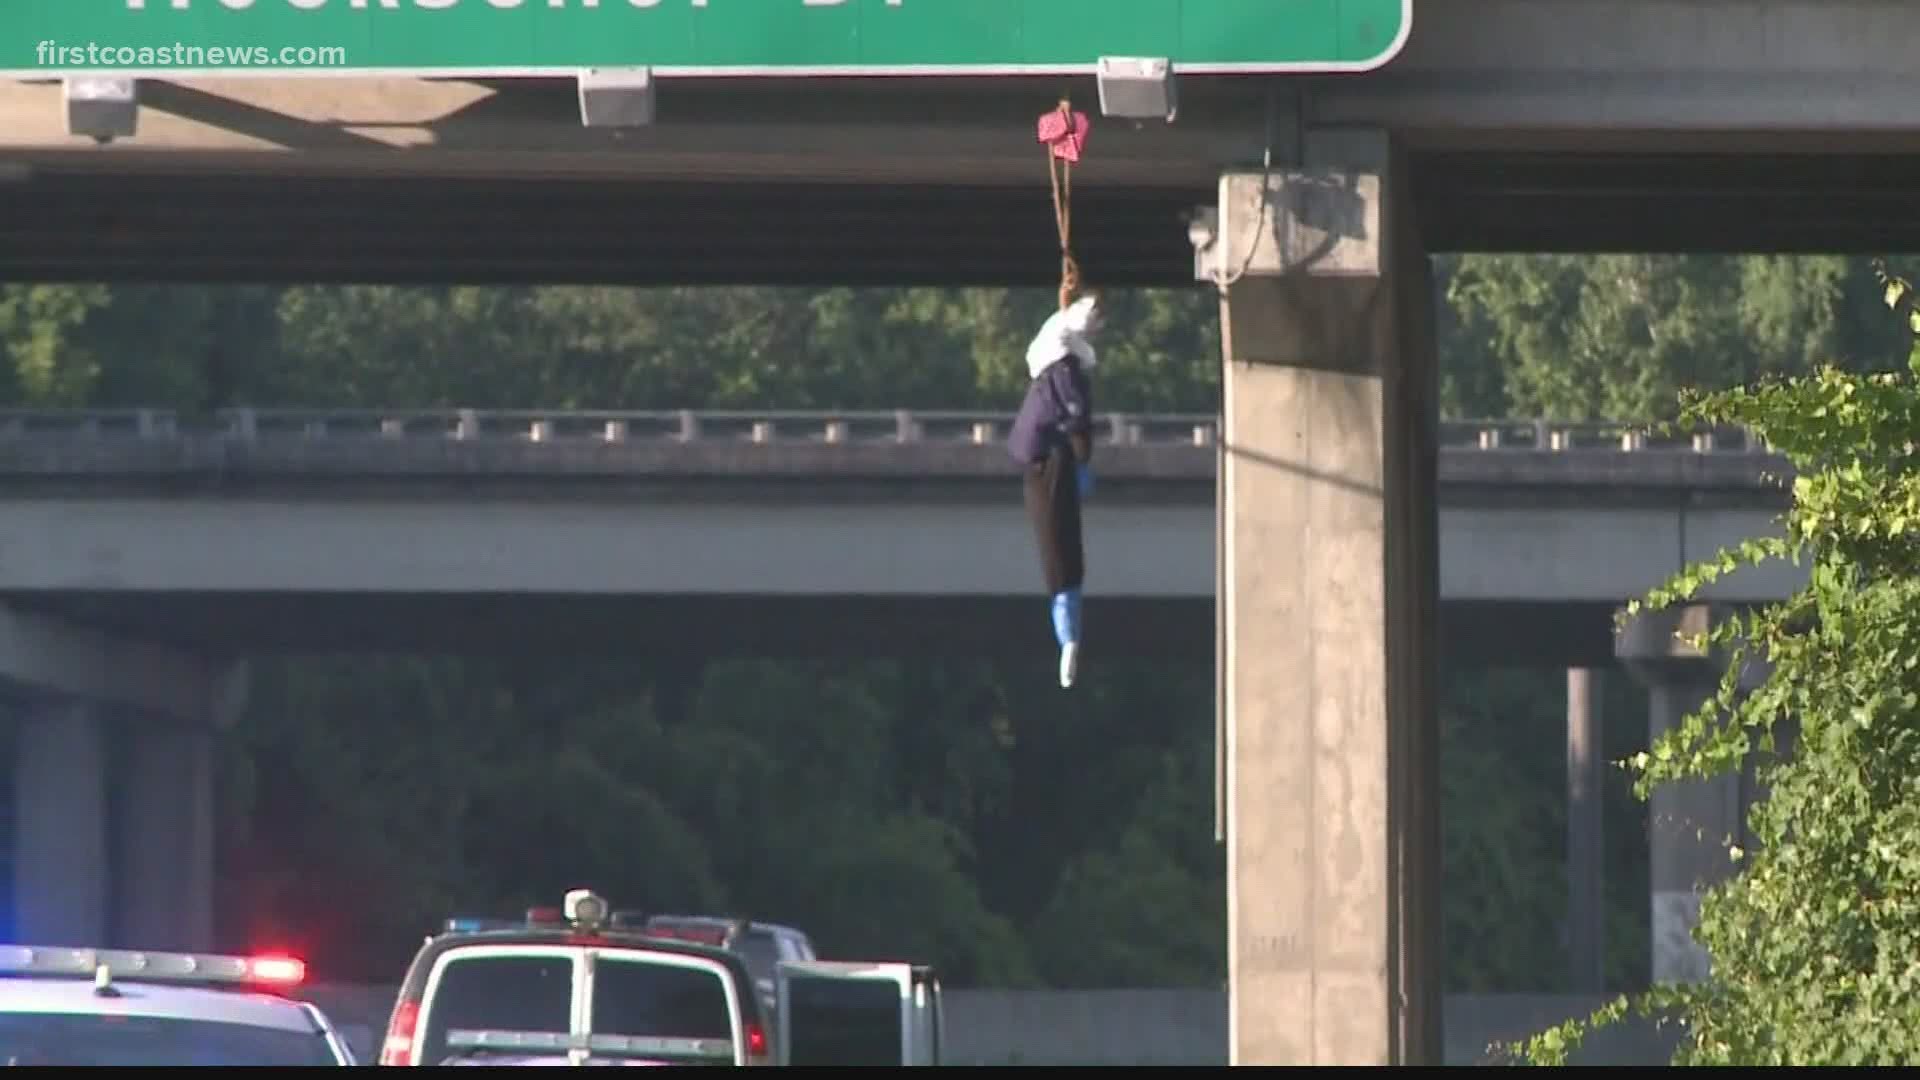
[1045, 99, 1081, 311]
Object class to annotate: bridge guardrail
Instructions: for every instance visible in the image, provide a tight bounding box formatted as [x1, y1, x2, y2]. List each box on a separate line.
[0, 408, 1774, 455]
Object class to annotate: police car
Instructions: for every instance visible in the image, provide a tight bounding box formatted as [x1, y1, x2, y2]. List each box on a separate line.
[0, 943, 357, 1066]
[378, 889, 775, 1067]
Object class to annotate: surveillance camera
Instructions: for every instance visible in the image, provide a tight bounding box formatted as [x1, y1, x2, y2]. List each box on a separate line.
[1186, 207, 1218, 253]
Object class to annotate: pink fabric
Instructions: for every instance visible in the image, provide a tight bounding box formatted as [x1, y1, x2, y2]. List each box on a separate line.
[1037, 108, 1090, 163]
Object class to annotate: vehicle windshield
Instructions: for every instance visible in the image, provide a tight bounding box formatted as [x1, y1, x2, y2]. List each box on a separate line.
[0, 1013, 338, 1066]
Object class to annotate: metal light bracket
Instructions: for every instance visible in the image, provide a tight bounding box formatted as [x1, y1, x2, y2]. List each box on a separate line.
[1095, 57, 1177, 122]
[577, 67, 655, 128]
[64, 77, 138, 144]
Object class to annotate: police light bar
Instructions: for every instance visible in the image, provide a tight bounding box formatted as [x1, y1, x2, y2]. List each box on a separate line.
[445, 1029, 734, 1062]
[443, 917, 523, 935]
[447, 890, 615, 934]
[0, 946, 305, 986]
[650, 925, 729, 946]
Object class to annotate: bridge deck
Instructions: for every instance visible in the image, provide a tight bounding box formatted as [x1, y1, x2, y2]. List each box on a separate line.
[0, 409, 1793, 506]
[0, 409, 1801, 670]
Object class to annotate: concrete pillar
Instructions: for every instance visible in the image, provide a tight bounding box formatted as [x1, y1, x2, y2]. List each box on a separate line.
[1616, 604, 1743, 985]
[13, 701, 108, 946]
[1565, 668, 1605, 990]
[1213, 129, 1441, 1066]
[113, 721, 215, 952]
[1642, 670, 1734, 983]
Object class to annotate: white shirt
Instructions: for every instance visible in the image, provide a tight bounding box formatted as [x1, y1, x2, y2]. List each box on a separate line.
[1024, 296, 1101, 379]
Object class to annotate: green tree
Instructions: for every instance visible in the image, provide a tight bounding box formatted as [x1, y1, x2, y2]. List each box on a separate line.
[264, 284, 1218, 413]
[1516, 260, 1920, 1065]
[1024, 734, 1225, 990]
[1442, 255, 1904, 421]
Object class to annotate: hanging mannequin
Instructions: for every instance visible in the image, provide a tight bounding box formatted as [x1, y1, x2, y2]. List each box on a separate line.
[1006, 291, 1103, 688]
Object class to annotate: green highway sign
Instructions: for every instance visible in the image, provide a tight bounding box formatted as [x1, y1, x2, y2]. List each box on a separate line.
[1, 0, 1411, 80]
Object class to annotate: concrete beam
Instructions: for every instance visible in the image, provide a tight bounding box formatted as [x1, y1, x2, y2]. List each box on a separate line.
[1615, 601, 1779, 685]
[0, 495, 1800, 606]
[1308, 0, 1920, 149]
[0, 603, 243, 726]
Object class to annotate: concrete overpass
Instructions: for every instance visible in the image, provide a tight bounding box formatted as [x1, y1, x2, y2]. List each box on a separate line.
[0, 406, 1796, 664]
[0, 0, 1900, 1062]
[0, 0, 1917, 285]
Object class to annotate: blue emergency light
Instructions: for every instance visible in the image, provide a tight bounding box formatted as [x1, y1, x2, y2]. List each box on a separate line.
[442, 916, 521, 934]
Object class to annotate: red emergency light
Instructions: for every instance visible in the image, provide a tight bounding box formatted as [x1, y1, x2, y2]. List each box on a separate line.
[246, 955, 307, 985]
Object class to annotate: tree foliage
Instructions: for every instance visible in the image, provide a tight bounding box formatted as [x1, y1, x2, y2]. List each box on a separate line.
[1440, 254, 1905, 420]
[1514, 260, 1920, 1065]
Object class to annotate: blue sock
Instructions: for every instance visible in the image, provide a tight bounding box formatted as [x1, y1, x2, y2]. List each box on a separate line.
[1050, 587, 1082, 648]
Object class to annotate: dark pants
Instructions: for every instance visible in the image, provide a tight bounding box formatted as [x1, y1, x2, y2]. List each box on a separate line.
[1023, 444, 1084, 594]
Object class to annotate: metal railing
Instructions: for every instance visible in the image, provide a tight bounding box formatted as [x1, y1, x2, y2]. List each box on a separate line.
[0, 408, 1775, 454]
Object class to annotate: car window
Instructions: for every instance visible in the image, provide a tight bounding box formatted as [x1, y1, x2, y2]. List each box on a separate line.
[421, 954, 573, 1065]
[590, 955, 734, 1045]
[781, 974, 904, 1067]
[0, 1013, 338, 1066]
[733, 933, 782, 980]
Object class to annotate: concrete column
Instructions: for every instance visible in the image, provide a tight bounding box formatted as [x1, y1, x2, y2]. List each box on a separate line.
[1616, 604, 1743, 985]
[1642, 671, 1735, 983]
[113, 721, 215, 952]
[1565, 668, 1606, 990]
[1213, 129, 1441, 1066]
[13, 701, 108, 946]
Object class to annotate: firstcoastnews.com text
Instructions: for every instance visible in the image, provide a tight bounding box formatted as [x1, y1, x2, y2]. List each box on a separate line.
[35, 41, 348, 68]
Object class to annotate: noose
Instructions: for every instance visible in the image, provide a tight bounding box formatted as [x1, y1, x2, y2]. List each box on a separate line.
[1038, 98, 1090, 311]
[1047, 102, 1079, 311]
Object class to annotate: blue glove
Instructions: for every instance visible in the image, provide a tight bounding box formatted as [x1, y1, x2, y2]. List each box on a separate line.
[1076, 463, 1094, 499]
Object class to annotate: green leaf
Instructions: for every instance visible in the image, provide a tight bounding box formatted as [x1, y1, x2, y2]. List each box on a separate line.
[1517, 267, 1920, 1066]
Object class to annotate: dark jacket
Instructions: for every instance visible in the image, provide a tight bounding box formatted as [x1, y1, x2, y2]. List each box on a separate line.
[1007, 355, 1094, 465]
